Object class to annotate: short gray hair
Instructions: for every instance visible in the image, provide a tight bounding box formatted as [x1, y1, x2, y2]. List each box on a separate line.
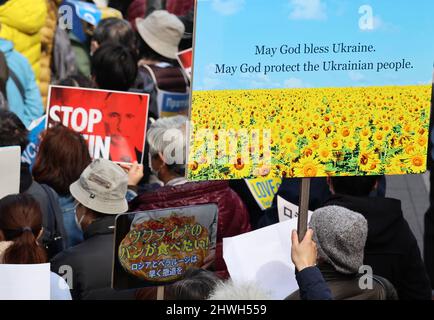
[147, 115, 187, 174]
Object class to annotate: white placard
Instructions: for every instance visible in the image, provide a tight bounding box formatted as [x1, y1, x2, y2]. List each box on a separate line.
[0, 263, 50, 300]
[0, 146, 21, 199]
[223, 220, 297, 299]
[223, 200, 314, 299]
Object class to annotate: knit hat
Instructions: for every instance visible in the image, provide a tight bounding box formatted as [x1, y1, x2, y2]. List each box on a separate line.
[70, 159, 128, 215]
[136, 10, 185, 59]
[309, 205, 368, 274]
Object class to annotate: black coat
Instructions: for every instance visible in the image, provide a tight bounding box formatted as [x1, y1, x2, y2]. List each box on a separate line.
[324, 194, 432, 300]
[50, 215, 134, 300]
[295, 266, 332, 300]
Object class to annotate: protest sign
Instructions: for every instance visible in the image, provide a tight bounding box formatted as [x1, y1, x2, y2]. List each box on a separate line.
[0, 263, 50, 300]
[177, 48, 193, 80]
[21, 116, 46, 170]
[245, 177, 282, 210]
[188, 0, 434, 181]
[61, 1, 121, 45]
[0, 146, 21, 199]
[46, 85, 149, 164]
[157, 90, 190, 118]
[277, 196, 313, 223]
[223, 216, 310, 299]
[112, 204, 218, 290]
[61, 0, 102, 43]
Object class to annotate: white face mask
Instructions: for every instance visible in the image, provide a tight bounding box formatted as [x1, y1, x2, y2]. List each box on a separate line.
[74, 203, 86, 231]
[148, 152, 160, 177]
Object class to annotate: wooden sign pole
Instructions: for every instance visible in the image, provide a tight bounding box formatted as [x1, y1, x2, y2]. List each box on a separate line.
[297, 178, 311, 241]
[157, 286, 165, 300]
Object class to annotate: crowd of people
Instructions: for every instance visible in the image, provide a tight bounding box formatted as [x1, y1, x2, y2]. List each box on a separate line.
[0, 0, 434, 301]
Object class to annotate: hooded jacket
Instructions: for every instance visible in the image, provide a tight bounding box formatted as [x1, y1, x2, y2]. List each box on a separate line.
[129, 181, 252, 278]
[0, 39, 43, 127]
[0, 0, 47, 79]
[324, 194, 432, 300]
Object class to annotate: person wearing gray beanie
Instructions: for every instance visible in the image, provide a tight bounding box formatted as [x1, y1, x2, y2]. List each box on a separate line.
[287, 205, 398, 300]
[310, 205, 368, 275]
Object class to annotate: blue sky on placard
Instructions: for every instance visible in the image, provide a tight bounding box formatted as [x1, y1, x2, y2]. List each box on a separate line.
[193, 0, 434, 91]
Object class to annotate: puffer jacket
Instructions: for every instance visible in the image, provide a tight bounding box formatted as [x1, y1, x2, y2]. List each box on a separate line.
[166, 0, 194, 16]
[0, 0, 47, 80]
[127, 0, 146, 31]
[40, 0, 63, 108]
[129, 181, 252, 279]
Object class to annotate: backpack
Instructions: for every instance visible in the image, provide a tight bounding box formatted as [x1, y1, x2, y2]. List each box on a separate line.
[0, 50, 9, 109]
[0, 91, 7, 110]
[140, 63, 190, 118]
[25, 182, 68, 259]
[0, 50, 25, 106]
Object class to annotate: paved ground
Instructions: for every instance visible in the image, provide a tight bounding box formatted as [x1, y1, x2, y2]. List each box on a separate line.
[386, 172, 430, 254]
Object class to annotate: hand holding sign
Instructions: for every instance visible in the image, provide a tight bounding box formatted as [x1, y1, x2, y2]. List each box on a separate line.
[291, 229, 317, 272]
[119, 161, 144, 187]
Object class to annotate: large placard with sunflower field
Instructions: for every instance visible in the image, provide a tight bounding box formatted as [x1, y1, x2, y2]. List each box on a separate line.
[187, 0, 434, 180]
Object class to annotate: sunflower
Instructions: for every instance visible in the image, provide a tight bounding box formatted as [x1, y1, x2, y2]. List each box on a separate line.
[417, 135, 428, 148]
[386, 156, 405, 174]
[406, 154, 426, 173]
[329, 138, 343, 150]
[340, 127, 352, 139]
[318, 147, 333, 163]
[343, 137, 357, 150]
[359, 127, 372, 139]
[294, 156, 326, 177]
[358, 150, 380, 172]
[228, 157, 253, 179]
[373, 131, 385, 146]
[282, 132, 295, 145]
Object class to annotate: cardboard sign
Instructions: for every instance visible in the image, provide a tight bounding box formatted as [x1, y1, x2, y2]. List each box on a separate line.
[177, 48, 193, 80]
[0, 146, 21, 199]
[277, 196, 313, 223]
[245, 177, 282, 210]
[46, 86, 149, 164]
[21, 116, 46, 170]
[188, 0, 434, 180]
[112, 204, 218, 290]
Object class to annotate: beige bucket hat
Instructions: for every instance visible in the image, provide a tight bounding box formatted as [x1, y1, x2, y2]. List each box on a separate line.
[70, 159, 128, 215]
[136, 10, 185, 60]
